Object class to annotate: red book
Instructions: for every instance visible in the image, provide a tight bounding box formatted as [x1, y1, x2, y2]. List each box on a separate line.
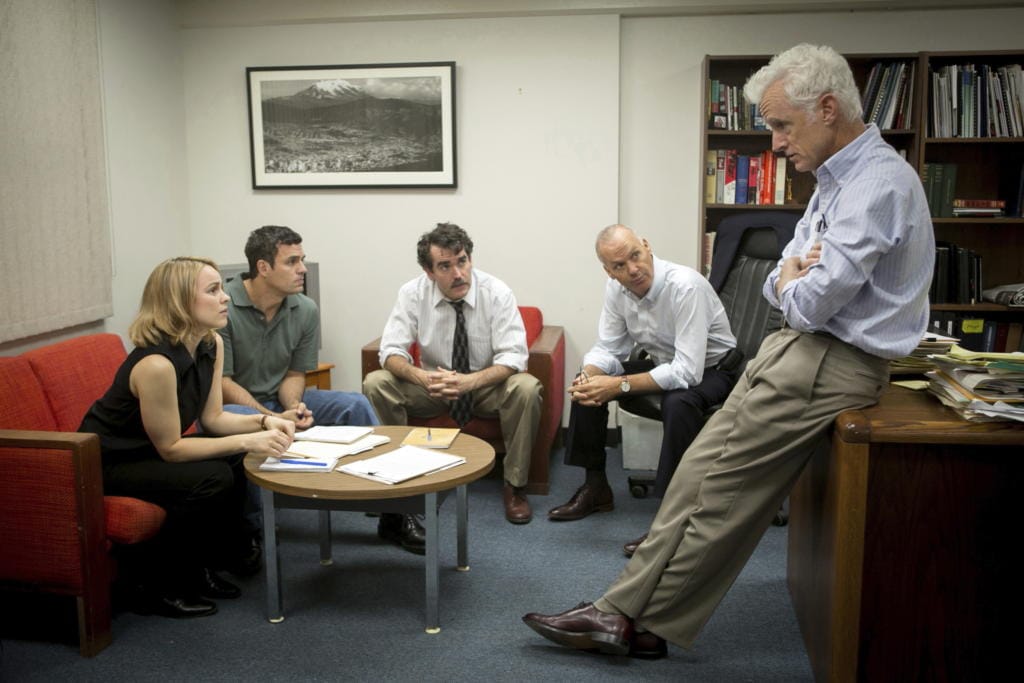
[747, 155, 760, 205]
[952, 198, 1006, 208]
[723, 150, 737, 204]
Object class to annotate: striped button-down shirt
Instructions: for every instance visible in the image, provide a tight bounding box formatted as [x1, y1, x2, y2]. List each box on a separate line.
[764, 124, 934, 360]
[379, 268, 529, 373]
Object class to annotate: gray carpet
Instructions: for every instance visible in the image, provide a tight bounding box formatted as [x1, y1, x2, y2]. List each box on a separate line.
[1, 445, 813, 681]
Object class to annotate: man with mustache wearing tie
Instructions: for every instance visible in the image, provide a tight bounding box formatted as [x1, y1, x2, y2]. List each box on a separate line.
[363, 222, 543, 525]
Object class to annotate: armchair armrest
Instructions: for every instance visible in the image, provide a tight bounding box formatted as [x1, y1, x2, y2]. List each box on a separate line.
[525, 325, 565, 494]
[362, 337, 383, 379]
[0, 429, 111, 656]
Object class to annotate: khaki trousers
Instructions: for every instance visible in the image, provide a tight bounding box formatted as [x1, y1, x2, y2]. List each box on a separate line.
[596, 328, 889, 648]
[362, 369, 542, 488]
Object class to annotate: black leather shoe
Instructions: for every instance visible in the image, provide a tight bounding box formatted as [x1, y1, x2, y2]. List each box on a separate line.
[522, 602, 633, 655]
[225, 536, 262, 577]
[133, 592, 218, 619]
[197, 568, 241, 600]
[623, 532, 648, 558]
[378, 513, 426, 555]
[548, 482, 614, 521]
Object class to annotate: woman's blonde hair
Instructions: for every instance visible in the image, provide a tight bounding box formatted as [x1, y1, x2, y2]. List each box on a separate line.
[129, 256, 221, 348]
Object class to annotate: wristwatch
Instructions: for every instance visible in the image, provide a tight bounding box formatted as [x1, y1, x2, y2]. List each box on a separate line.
[620, 376, 631, 394]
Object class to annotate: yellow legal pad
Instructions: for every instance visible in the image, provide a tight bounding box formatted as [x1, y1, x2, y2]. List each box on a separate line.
[400, 427, 460, 449]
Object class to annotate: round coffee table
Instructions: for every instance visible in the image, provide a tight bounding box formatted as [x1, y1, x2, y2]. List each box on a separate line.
[244, 426, 495, 632]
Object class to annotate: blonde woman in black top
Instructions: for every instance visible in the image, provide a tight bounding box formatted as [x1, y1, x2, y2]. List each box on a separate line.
[81, 257, 294, 618]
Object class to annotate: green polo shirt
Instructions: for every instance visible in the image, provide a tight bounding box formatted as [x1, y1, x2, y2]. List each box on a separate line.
[221, 276, 319, 404]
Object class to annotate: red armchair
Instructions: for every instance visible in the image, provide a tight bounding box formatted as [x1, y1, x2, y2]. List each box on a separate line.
[361, 306, 565, 494]
[0, 334, 166, 656]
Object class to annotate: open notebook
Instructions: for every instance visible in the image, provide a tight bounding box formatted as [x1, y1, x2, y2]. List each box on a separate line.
[337, 445, 465, 485]
[259, 433, 391, 472]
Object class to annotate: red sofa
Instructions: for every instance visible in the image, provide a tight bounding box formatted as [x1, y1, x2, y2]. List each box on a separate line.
[0, 333, 166, 656]
[361, 306, 565, 493]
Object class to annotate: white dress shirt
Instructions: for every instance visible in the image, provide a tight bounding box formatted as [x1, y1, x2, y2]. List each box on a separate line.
[582, 256, 736, 391]
[379, 268, 529, 373]
[763, 124, 934, 360]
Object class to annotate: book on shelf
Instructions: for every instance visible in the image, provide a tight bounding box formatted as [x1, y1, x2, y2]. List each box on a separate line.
[774, 155, 787, 205]
[952, 207, 1004, 217]
[723, 150, 737, 204]
[704, 150, 717, 204]
[747, 155, 760, 205]
[715, 150, 726, 203]
[735, 155, 749, 205]
[953, 198, 1006, 208]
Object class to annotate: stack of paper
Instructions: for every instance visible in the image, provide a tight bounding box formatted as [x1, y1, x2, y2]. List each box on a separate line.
[925, 344, 1024, 421]
[401, 427, 459, 448]
[890, 331, 959, 374]
[259, 433, 390, 472]
[338, 445, 466, 485]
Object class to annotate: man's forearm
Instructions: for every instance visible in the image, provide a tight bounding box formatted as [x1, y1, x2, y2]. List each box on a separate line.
[277, 372, 307, 410]
[467, 364, 516, 391]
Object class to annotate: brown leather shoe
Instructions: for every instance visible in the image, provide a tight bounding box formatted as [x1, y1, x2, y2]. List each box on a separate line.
[623, 532, 648, 558]
[631, 630, 667, 659]
[522, 602, 633, 655]
[503, 483, 532, 524]
[548, 482, 614, 521]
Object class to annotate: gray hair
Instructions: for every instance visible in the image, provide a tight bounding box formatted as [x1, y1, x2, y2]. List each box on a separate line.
[743, 44, 862, 122]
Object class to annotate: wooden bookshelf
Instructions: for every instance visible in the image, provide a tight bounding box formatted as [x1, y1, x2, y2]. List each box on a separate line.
[700, 51, 1024, 331]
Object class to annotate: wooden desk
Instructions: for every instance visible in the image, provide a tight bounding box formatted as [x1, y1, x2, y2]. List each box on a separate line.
[788, 386, 1023, 682]
[245, 426, 495, 633]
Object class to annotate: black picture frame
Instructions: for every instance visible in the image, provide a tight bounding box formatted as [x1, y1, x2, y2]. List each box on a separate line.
[246, 61, 456, 189]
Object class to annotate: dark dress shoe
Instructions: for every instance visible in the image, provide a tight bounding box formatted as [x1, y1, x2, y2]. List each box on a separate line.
[631, 630, 667, 659]
[378, 513, 426, 555]
[197, 568, 241, 600]
[548, 482, 614, 521]
[623, 532, 648, 558]
[133, 592, 218, 619]
[225, 536, 262, 577]
[503, 483, 533, 524]
[523, 602, 633, 655]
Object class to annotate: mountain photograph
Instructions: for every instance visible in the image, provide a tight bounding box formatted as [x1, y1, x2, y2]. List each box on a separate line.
[258, 77, 444, 174]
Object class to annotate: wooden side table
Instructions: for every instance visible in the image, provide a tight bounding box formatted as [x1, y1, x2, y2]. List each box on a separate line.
[788, 386, 1023, 682]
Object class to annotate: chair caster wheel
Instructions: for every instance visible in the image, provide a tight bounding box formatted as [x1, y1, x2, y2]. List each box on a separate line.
[630, 483, 649, 498]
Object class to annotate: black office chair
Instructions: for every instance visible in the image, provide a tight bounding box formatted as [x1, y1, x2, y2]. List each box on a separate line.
[619, 211, 800, 521]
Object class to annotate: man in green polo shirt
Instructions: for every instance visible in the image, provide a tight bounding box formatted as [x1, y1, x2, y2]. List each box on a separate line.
[222, 225, 425, 556]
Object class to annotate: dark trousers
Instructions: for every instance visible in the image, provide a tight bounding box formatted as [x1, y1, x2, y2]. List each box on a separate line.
[102, 447, 248, 591]
[563, 361, 738, 498]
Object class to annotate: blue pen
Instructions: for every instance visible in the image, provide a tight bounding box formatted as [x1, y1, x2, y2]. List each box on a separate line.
[280, 459, 327, 466]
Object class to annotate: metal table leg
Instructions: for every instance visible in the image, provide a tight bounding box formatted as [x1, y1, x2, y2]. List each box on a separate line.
[261, 487, 283, 623]
[318, 510, 333, 565]
[456, 484, 469, 571]
[424, 491, 440, 633]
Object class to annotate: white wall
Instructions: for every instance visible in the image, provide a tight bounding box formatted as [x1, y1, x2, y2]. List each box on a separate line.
[180, 15, 621, 394]
[620, 7, 1024, 268]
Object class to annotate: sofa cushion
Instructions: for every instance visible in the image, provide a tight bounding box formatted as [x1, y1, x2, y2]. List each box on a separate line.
[0, 356, 58, 431]
[24, 333, 126, 432]
[104, 496, 166, 545]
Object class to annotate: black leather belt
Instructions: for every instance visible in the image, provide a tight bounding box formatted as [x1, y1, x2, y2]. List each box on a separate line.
[713, 347, 744, 373]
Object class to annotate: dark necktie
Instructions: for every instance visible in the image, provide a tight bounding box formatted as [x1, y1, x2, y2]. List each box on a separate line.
[449, 300, 472, 426]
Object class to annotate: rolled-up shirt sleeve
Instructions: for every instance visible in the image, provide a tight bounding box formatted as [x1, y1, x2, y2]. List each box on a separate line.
[581, 297, 632, 377]
[378, 282, 419, 366]
[488, 288, 529, 372]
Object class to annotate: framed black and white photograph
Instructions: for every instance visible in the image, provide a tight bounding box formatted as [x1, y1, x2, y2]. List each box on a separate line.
[246, 62, 456, 189]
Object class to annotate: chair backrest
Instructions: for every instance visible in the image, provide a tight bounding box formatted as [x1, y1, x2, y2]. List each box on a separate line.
[710, 211, 799, 370]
